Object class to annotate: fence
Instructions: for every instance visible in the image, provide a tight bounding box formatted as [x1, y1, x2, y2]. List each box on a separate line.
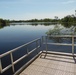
[42, 35, 76, 55]
[0, 38, 41, 74]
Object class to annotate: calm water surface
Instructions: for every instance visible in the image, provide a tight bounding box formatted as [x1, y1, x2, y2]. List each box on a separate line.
[0, 23, 55, 54]
[0, 23, 76, 54]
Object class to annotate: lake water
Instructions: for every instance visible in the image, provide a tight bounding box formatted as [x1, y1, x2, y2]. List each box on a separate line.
[0, 23, 52, 54]
[0, 22, 76, 75]
[0, 22, 76, 54]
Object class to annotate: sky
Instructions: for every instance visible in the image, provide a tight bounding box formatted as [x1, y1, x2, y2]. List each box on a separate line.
[0, 0, 76, 20]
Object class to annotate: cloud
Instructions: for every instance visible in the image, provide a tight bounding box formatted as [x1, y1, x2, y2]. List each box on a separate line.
[62, 0, 75, 4]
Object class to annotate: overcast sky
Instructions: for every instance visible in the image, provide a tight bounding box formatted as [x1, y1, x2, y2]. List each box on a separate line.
[0, 0, 76, 20]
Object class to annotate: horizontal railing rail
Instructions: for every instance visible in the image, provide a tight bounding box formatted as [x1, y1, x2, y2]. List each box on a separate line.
[0, 38, 41, 74]
[47, 35, 76, 37]
[42, 35, 76, 56]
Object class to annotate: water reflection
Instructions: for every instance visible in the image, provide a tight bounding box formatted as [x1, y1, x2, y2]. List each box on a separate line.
[0, 24, 8, 29]
[10, 22, 58, 26]
[0, 22, 76, 29]
[61, 22, 76, 28]
[0, 25, 4, 29]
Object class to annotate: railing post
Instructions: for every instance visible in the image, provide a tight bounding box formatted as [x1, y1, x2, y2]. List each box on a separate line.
[0, 59, 2, 73]
[46, 36, 48, 52]
[40, 39, 41, 47]
[72, 35, 74, 55]
[36, 40, 38, 54]
[44, 36, 48, 58]
[42, 36, 44, 44]
[26, 46, 29, 54]
[10, 53, 15, 73]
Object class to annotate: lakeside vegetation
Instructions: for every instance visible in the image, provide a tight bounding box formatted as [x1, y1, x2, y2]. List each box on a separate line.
[0, 12, 76, 29]
[10, 14, 76, 23]
[0, 18, 9, 28]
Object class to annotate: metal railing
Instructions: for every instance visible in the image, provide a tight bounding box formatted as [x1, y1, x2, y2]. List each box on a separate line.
[0, 38, 41, 74]
[42, 35, 76, 56]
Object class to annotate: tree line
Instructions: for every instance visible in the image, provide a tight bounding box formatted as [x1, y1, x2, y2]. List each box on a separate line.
[61, 15, 76, 23]
[0, 18, 9, 28]
[0, 14, 76, 26]
[10, 14, 76, 23]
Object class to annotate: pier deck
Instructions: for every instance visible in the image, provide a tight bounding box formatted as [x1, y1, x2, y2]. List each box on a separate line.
[19, 52, 76, 75]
